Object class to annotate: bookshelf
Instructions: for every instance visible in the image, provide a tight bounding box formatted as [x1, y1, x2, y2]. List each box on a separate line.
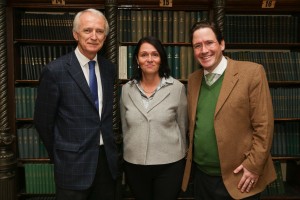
[223, 0, 300, 199]
[1, 0, 299, 199]
[117, 0, 212, 82]
[12, 8, 84, 195]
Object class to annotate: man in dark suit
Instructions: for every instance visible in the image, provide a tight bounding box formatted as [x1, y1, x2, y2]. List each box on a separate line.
[34, 8, 120, 200]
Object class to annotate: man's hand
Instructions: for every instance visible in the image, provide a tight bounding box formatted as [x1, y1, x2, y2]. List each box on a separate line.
[233, 164, 259, 193]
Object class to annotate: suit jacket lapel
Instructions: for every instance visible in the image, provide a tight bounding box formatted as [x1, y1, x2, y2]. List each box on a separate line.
[65, 52, 95, 107]
[189, 70, 203, 125]
[215, 58, 239, 116]
[98, 57, 110, 115]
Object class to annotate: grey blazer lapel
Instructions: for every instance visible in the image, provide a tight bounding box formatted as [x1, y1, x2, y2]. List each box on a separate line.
[128, 83, 171, 115]
[128, 86, 148, 117]
[147, 88, 170, 113]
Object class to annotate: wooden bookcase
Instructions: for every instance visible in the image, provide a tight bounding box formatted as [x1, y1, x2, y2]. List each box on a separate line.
[223, 0, 300, 199]
[117, 1, 212, 81]
[2, 0, 300, 199]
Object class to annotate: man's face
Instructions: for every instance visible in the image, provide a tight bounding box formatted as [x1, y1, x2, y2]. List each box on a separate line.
[192, 27, 225, 72]
[73, 12, 107, 60]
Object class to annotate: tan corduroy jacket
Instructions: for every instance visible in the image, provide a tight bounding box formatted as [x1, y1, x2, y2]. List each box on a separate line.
[182, 57, 276, 200]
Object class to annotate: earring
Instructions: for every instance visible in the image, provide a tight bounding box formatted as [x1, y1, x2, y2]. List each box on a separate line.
[138, 65, 140, 68]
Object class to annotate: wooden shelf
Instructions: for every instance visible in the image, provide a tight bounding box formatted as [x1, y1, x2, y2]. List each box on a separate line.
[120, 42, 192, 46]
[226, 43, 300, 50]
[274, 118, 300, 121]
[9, 0, 104, 8]
[18, 158, 50, 164]
[118, 0, 211, 10]
[269, 81, 300, 87]
[225, 0, 300, 13]
[15, 80, 39, 84]
[14, 39, 76, 44]
[16, 118, 33, 122]
[272, 157, 300, 160]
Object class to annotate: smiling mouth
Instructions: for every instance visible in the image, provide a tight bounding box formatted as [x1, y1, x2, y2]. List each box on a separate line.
[201, 55, 212, 60]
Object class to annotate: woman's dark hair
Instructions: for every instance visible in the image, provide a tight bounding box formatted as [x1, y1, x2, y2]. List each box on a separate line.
[190, 20, 224, 44]
[130, 36, 170, 81]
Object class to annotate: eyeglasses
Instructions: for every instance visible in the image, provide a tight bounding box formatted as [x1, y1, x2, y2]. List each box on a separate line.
[193, 41, 217, 50]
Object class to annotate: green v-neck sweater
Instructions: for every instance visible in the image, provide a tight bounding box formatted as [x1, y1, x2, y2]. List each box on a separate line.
[193, 73, 224, 175]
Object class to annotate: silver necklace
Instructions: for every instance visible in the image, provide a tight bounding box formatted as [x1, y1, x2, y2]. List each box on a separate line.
[142, 87, 156, 94]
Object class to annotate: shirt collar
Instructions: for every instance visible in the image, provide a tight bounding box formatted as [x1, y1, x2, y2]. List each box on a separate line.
[134, 76, 174, 87]
[204, 56, 227, 76]
[75, 47, 97, 67]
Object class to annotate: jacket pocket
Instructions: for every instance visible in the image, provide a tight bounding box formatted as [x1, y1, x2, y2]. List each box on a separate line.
[55, 142, 81, 152]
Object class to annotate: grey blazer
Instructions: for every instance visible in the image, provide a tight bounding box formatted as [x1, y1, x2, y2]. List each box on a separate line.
[120, 77, 188, 165]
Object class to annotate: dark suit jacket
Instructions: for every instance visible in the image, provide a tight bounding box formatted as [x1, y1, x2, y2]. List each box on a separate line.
[34, 51, 120, 190]
[182, 57, 276, 199]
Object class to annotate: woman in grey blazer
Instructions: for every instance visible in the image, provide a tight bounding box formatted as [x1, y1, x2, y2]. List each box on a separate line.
[120, 36, 188, 200]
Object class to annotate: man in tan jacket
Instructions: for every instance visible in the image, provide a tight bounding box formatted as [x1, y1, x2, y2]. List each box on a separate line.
[182, 20, 276, 200]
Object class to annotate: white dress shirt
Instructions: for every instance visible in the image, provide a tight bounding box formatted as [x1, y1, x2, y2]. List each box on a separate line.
[75, 47, 104, 145]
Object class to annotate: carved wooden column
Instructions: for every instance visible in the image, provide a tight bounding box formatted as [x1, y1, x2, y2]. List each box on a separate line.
[213, 0, 226, 35]
[104, 0, 122, 199]
[0, 0, 17, 200]
[105, 0, 120, 145]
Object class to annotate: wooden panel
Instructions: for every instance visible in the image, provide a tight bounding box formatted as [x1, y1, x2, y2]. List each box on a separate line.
[225, 0, 300, 12]
[9, 0, 105, 5]
[117, 0, 210, 4]
[118, 0, 212, 10]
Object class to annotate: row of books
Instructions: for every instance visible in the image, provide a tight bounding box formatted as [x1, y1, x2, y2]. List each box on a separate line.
[15, 87, 37, 119]
[224, 51, 300, 81]
[24, 197, 55, 200]
[24, 163, 55, 194]
[119, 45, 199, 80]
[20, 45, 75, 80]
[119, 9, 208, 43]
[22, 161, 286, 197]
[17, 125, 48, 159]
[20, 12, 75, 40]
[18, 11, 299, 44]
[19, 10, 209, 42]
[270, 88, 300, 118]
[16, 120, 300, 160]
[261, 161, 285, 196]
[15, 86, 300, 120]
[18, 45, 300, 82]
[271, 121, 300, 156]
[224, 15, 299, 43]
[120, 47, 300, 81]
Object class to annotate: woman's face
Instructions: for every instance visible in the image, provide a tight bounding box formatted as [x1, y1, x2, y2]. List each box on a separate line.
[137, 42, 161, 76]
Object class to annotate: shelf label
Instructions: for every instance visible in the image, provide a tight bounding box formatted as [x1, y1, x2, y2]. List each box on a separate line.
[262, 0, 276, 8]
[52, 0, 65, 5]
[159, 0, 173, 7]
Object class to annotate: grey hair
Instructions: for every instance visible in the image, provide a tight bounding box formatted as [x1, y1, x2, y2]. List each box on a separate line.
[73, 8, 110, 36]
